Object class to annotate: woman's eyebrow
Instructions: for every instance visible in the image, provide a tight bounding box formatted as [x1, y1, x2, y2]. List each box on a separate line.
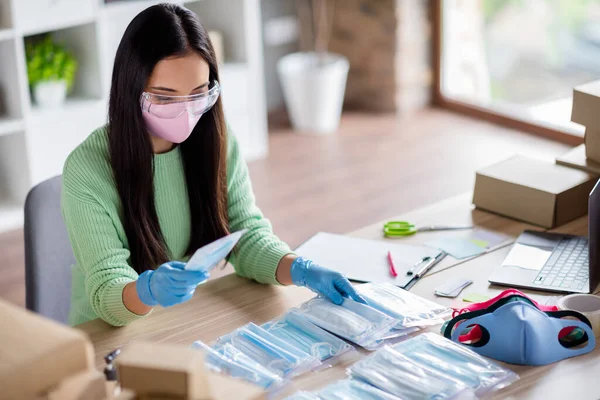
[149, 86, 177, 92]
[192, 82, 210, 91]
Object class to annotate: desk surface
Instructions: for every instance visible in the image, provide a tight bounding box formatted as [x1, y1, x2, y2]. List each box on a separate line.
[77, 193, 598, 400]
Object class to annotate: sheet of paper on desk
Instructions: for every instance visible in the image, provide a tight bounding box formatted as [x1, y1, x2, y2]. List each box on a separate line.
[425, 229, 511, 260]
[295, 232, 442, 288]
[425, 237, 485, 260]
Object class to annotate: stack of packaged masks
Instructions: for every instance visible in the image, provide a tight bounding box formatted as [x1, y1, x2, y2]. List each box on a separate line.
[193, 283, 451, 392]
[287, 333, 519, 400]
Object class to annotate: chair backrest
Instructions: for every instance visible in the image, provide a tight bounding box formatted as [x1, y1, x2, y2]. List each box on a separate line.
[24, 175, 75, 324]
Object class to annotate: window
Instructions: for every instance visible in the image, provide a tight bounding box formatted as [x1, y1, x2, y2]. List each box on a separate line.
[439, 0, 600, 136]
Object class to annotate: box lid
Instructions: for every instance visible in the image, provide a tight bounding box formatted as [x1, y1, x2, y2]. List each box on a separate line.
[478, 155, 595, 194]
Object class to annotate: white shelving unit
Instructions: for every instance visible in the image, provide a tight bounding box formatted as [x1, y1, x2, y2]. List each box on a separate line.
[0, 0, 269, 233]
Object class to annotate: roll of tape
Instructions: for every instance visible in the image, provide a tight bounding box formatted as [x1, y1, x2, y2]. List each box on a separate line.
[557, 294, 600, 337]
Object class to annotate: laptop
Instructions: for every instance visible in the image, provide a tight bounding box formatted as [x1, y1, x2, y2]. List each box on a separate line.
[488, 179, 600, 294]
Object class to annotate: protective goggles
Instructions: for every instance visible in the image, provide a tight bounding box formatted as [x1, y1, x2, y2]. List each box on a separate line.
[140, 80, 220, 119]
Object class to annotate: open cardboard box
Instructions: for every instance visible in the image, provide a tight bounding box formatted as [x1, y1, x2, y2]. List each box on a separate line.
[571, 81, 600, 163]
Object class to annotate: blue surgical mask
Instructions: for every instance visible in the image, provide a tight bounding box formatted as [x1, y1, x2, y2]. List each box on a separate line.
[263, 310, 354, 362]
[449, 300, 596, 366]
[316, 379, 403, 400]
[292, 297, 397, 348]
[356, 282, 450, 328]
[191, 340, 286, 390]
[393, 333, 518, 397]
[348, 346, 472, 399]
[214, 323, 320, 378]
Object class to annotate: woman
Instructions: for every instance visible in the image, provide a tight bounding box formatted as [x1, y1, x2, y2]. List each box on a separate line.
[62, 4, 362, 327]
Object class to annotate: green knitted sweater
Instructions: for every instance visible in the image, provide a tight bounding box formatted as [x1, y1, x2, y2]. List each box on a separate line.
[62, 126, 291, 326]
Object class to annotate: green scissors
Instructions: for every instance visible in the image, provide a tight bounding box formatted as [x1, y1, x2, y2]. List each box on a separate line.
[383, 221, 473, 237]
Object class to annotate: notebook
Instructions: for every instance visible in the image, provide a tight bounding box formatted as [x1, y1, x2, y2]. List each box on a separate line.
[295, 232, 443, 288]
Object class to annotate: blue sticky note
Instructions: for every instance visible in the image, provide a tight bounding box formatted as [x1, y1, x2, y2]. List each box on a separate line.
[425, 237, 485, 260]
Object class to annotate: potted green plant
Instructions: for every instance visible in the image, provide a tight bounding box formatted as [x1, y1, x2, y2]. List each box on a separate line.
[25, 35, 78, 108]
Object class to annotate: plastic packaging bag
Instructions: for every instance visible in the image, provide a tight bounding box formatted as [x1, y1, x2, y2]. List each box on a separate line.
[185, 229, 248, 273]
[263, 310, 355, 364]
[213, 322, 321, 377]
[191, 340, 286, 390]
[393, 333, 519, 397]
[316, 379, 403, 400]
[348, 346, 474, 399]
[284, 392, 320, 400]
[292, 297, 397, 348]
[356, 282, 451, 328]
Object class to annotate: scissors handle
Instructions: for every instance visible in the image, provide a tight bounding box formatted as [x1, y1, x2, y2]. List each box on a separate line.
[417, 225, 473, 232]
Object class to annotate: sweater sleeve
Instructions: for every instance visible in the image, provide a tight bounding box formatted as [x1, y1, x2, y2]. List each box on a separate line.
[62, 173, 148, 327]
[226, 131, 293, 284]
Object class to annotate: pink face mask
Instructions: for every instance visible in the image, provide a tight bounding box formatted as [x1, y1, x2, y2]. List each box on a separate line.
[143, 109, 202, 143]
[140, 81, 220, 144]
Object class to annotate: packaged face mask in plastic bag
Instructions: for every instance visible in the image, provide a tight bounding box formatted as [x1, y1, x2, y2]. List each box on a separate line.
[185, 229, 248, 273]
[348, 346, 474, 399]
[292, 297, 397, 348]
[263, 310, 355, 363]
[357, 282, 451, 328]
[213, 322, 320, 377]
[393, 333, 519, 396]
[316, 379, 403, 400]
[191, 340, 286, 390]
[284, 392, 320, 400]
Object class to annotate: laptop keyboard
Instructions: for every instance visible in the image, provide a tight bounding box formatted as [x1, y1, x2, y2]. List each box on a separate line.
[533, 238, 589, 291]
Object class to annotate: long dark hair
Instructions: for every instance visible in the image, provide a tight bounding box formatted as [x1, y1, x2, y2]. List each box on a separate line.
[108, 4, 229, 274]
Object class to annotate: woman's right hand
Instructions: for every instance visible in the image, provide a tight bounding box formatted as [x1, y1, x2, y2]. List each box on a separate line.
[136, 261, 209, 307]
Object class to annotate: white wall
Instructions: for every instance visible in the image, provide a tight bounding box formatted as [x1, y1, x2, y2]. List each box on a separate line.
[261, 0, 299, 112]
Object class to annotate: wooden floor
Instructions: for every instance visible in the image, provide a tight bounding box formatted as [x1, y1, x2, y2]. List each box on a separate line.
[0, 109, 570, 308]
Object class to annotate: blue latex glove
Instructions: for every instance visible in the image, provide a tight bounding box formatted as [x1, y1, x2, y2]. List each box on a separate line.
[291, 257, 366, 305]
[136, 261, 209, 307]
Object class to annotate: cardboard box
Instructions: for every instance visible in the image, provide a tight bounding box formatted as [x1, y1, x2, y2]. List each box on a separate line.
[557, 144, 600, 175]
[473, 155, 598, 228]
[48, 370, 107, 400]
[117, 342, 267, 400]
[587, 127, 600, 162]
[0, 299, 95, 399]
[572, 81, 600, 127]
[572, 81, 600, 162]
[117, 341, 210, 400]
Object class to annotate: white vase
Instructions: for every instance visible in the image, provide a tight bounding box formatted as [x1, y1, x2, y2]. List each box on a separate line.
[33, 80, 67, 108]
[277, 52, 349, 135]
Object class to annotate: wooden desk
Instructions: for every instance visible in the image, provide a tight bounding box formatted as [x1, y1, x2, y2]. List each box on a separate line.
[77, 194, 598, 400]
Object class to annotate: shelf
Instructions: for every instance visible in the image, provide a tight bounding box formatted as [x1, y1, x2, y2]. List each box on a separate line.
[0, 200, 24, 233]
[30, 97, 104, 120]
[0, 116, 24, 136]
[0, 29, 14, 42]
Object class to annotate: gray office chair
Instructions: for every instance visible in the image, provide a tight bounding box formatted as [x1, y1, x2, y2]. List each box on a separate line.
[24, 175, 75, 324]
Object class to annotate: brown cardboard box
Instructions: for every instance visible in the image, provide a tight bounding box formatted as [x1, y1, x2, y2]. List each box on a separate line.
[556, 144, 600, 175]
[572, 81, 600, 128]
[117, 342, 266, 400]
[48, 370, 107, 400]
[0, 299, 95, 399]
[473, 155, 598, 228]
[117, 341, 210, 400]
[572, 81, 600, 162]
[587, 127, 600, 162]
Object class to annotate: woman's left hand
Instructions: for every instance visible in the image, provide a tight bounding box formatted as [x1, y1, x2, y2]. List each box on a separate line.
[290, 257, 366, 305]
